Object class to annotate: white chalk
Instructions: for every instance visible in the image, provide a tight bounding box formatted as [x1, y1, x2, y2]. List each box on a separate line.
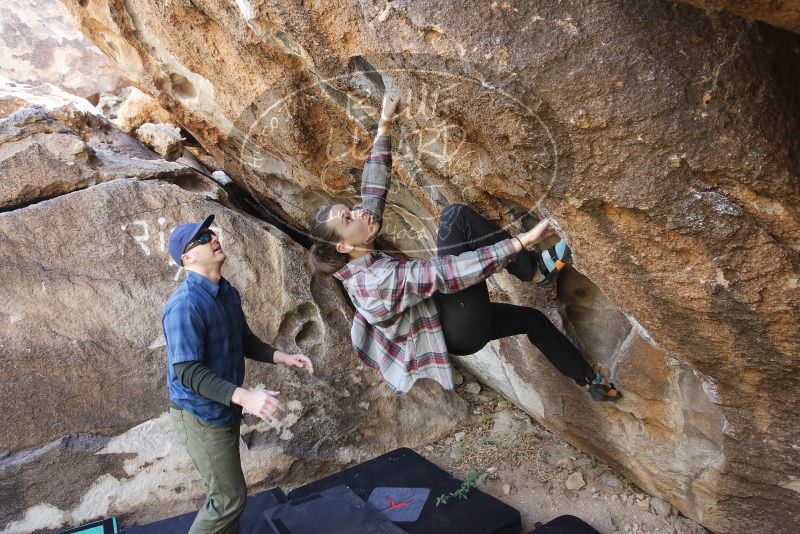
[211, 170, 233, 186]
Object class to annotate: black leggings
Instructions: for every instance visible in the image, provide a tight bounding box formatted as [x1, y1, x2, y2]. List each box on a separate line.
[434, 204, 594, 385]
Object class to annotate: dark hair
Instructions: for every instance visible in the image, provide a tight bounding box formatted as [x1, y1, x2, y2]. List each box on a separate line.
[307, 205, 410, 276]
[307, 205, 349, 275]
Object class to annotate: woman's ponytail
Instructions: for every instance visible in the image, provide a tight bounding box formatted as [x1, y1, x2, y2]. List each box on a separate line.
[307, 206, 349, 276]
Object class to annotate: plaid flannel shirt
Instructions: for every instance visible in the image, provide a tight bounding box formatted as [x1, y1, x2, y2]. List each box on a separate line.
[334, 134, 519, 394]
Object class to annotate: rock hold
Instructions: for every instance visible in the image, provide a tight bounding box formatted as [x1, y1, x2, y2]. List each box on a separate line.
[135, 122, 184, 161]
[113, 87, 172, 133]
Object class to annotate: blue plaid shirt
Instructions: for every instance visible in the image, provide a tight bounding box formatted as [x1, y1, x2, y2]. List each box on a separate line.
[162, 271, 266, 425]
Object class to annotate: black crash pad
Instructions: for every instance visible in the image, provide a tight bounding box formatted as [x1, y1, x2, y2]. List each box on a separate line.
[263, 485, 406, 534]
[123, 488, 285, 534]
[529, 515, 601, 534]
[287, 447, 521, 534]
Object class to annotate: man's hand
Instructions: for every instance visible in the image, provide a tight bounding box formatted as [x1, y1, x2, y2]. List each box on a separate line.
[274, 351, 314, 375]
[232, 387, 285, 422]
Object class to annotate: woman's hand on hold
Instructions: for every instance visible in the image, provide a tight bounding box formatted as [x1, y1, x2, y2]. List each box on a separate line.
[381, 93, 401, 122]
[516, 218, 551, 249]
[352, 208, 374, 224]
[378, 94, 400, 135]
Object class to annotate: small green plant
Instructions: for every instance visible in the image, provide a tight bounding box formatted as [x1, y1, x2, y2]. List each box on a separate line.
[482, 414, 494, 425]
[622, 478, 635, 488]
[590, 455, 598, 469]
[477, 436, 496, 446]
[496, 396, 511, 409]
[436, 467, 488, 507]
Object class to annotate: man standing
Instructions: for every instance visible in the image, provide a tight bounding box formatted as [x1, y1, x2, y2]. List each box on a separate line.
[163, 214, 313, 533]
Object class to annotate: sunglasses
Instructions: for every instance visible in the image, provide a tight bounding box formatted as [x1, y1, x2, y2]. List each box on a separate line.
[183, 230, 216, 253]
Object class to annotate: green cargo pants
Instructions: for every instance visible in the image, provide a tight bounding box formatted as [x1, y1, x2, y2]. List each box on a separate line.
[170, 407, 247, 534]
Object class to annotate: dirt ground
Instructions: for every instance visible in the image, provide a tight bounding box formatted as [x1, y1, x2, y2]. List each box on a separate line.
[413, 377, 709, 534]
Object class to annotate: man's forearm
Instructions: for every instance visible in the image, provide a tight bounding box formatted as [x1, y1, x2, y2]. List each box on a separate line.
[175, 361, 237, 406]
[243, 334, 276, 364]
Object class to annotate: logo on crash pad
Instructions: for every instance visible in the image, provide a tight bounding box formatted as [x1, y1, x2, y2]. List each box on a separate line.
[368, 487, 430, 522]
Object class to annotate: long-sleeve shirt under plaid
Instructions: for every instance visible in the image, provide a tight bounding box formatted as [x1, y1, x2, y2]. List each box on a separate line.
[333, 134, 519, 394]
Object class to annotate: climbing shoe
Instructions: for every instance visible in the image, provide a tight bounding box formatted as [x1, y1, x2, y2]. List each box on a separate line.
[589, 383, 622, 402]
[588, 372, 622, 402]
[536, 239, 572, 289]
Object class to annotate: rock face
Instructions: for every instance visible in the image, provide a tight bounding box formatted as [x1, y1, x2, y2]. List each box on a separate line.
[676, 1, 800, 34]
[0, 0, 123, 98]
[456, 269, 732, 528]
[0, 106, 466, 531]
[41, 0, 800, 531]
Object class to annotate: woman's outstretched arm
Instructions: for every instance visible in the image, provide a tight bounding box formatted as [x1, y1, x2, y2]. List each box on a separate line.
[352, 94, 400, 228]
[352, 222, 548, 321]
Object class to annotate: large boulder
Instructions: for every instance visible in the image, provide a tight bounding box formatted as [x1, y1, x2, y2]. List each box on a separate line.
[49, 0, 800, 531]
[0, 104, 193, 209]
[0, 109, 466, 531]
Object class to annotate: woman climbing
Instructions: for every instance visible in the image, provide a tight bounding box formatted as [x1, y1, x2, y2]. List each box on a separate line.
[307, 93, 619, 402]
